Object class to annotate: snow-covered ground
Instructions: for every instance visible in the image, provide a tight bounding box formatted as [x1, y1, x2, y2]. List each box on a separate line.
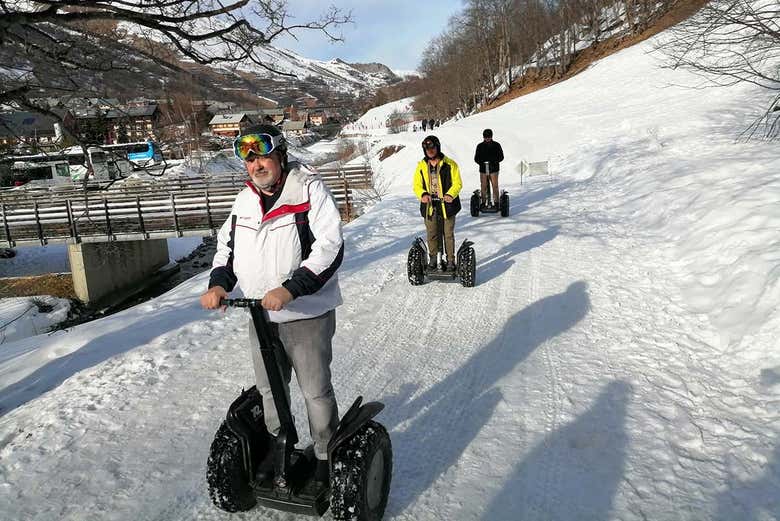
[0, 296, 70, 345]
[342, 97, 419, 136]
[1, 28, 779, 521]
[0, 237, 205, 343]
[0, 237, 205, 279]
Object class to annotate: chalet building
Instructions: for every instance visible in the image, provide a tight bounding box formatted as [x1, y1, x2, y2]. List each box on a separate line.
[309, 111, 326, 126]
[206, 101, 236, 115]
[105, 104, 160, 143]
[208, 113, 253, 137]
[258, 108, 285, 125]
[282, 120, 306, 136]
[243, 108, 284, 126]
[0, 108, 75, 149]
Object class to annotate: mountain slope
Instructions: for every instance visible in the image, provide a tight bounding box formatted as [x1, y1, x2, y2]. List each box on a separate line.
[1, 20, 779, 521]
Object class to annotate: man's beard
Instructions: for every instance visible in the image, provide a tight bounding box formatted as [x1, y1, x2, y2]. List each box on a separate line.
[251, 170, 282, 191]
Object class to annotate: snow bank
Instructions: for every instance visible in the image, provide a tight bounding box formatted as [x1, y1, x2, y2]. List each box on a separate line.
[0, 296, 70, 345]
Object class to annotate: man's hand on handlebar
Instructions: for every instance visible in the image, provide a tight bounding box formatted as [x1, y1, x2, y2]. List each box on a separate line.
[443, 194, 453, 203]
[262, 287, 294, 311]
[421, 194, 431, 204]
[200, 286, 228, 310]
[201, 287, 293, 312]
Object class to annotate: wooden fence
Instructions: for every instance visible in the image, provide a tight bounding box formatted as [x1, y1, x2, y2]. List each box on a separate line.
[0, 166, 372, 247]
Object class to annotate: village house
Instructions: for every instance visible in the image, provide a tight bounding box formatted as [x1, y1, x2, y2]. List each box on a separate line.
[309, 111, 326, 126]
[0, 108, 75, 150]
[281, 120, 306, 136]
[208, 113, 254, 137]
[105, 104, 160, 143]
[243, 108, 285, 126]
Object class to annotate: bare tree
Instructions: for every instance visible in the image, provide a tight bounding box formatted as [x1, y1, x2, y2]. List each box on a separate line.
[1, 1, 351, 105]
[0, 1, 351, 181]
[657, 0, 780, 139]
[415, 0, 681, 119]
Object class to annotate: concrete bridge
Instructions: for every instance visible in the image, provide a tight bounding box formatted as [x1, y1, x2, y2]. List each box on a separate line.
[0, 165, 372, 304]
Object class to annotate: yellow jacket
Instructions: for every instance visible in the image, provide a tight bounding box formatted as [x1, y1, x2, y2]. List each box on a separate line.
[412, 156, 463, 219]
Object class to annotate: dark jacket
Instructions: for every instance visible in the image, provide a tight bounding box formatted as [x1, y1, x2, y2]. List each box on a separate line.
[474, 140, 504, 173]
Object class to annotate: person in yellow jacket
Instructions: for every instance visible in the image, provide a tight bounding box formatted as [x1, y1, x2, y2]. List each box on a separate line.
[413, 135, 463, 271]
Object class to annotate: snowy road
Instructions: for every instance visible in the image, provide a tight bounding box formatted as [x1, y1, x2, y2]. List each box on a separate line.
[2, 171, 776, 520]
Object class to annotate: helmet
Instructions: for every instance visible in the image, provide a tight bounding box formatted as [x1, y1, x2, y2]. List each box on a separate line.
[236, 123, 289, 171]
[483, 128, 493, 138]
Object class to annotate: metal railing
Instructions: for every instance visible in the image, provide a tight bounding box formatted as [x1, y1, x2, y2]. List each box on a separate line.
[0, 167, 372, 247]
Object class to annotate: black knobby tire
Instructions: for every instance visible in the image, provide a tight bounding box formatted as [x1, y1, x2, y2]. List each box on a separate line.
[206, 422, 257, 512]
[458, 247, 476, 287]
[499, 193, 509, 217]
[407, 245, 424, 286]
[330, 421, 393, 521]
[470, 193, 480, 217]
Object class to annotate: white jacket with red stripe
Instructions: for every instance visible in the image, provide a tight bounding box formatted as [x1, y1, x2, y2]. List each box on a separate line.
[209, 163, 344, 323]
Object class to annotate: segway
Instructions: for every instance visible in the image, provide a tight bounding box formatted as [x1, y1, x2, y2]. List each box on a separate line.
[470, 162, 509, 217]
[407, 196, 476, 287]
[206, 299, 393, 520]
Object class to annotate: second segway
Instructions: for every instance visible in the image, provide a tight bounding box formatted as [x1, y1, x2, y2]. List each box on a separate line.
[407, 196, 476, 287]
[471, 161, 509, 217]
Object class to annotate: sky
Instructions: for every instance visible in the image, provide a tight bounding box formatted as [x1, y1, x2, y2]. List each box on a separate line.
[273, 0, 464, 72]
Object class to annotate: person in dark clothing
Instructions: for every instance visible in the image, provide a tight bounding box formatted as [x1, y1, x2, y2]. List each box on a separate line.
[422, 119, 427, 132]
[428, 118, 435, 132]
[474, 128, 504, 207]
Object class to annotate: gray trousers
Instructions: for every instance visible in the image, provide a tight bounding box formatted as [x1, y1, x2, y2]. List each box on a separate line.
[248, 309, 339, 460]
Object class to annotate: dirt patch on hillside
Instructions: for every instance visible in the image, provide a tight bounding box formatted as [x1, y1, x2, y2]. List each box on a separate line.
[0, 274, 76, 299]
[378, 145, 405, 161]
[483, 0, 709, 111]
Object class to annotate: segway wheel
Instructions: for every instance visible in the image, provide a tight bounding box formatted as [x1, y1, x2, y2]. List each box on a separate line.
[500, 192, 509, 217]
[407, 245, 425, 286]
[470, 193, 480, 217]
[458, 246, 476, 287]
[331, 421, 393, 521]
[206, 423, 257, 512]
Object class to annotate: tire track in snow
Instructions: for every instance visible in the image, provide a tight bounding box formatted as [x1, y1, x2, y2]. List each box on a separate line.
[341, 267, 507, 514]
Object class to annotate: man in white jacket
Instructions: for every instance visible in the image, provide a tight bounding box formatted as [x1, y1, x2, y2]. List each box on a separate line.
[200, 124, 343, 485]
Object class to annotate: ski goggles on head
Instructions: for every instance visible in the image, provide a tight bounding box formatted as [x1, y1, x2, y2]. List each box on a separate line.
[233, 133, 285, 160]
[422, 140, 437, 150]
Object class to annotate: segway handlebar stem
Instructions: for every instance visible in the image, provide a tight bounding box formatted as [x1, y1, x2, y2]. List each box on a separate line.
[219, 297, 299, 485]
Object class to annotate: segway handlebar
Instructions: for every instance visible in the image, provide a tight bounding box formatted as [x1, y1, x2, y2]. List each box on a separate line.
[220, 298, 263, 308]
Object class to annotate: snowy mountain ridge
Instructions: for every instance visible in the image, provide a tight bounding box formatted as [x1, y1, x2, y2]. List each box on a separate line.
[115, 17, 400, 97]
